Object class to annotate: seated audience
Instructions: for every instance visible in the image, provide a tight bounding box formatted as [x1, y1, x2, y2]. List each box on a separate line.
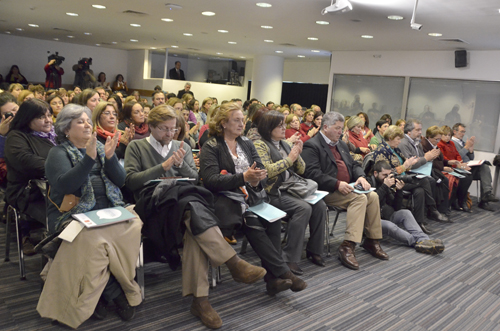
[0, 92, 19, 184]
[246, 106, 269, 142]
[5, 99, 55, 255]
[243, 103, 261, 135]
[367, 161, 445, 254]
[300, 109, 315, 133]
[357, 111, 374, 142]
[38, 104, 141, 327]
[188, 98, 202, 125]
[107, 94, 123, 120]
[8, 83, 23, 98]
[284, 113, 312, 143]
[199, 102, 307, 296]
[112, 74, 128, 93]
[30, 84, 45, 100]
[167, 97, 184, 113]
[118, 102, 149, 140]
[177, 82, 194, 99]
[96, 72, 110, 90]
[57, 88, 69, 105]
[369, 119, 389, 147]
[344, 115, 371, 159]
[124, 104, 266, 329]
[199, 97, 213, 124]
[450, 123, 498, 210]
[302, 111, 388, 270]
[79, 89, 100, 113]
[46, 94, 64, 122]
[395, 119, 405, 131]
[5, 65, 28, 85]
[17, 90, 34, 104]
[255, 110, 326, 273]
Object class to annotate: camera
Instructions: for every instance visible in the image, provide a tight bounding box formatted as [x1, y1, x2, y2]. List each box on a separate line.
[48, 51, 65, 66]
[411, 23, 422, 31]
[391, 171, 415, 184]
[78, 57, 93, 71]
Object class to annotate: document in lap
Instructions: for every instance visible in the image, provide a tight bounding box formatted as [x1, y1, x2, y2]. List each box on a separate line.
[248, 203, 287, 222]
[303, 190, 329, 204]
[72, 206, 136, 228]
[409, 161, 432, 176]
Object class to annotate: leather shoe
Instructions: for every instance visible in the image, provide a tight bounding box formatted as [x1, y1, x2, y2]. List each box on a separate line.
[338, 240, 359, 270]
[191, 298, 223, 329]
[361, 238, 389, 260]
[266, 278, 293, 296]
[286, 262, 303, 276]
[306, 251, 325, 267]
[92, 298, 108, 320]
[428, 210, 452, 223]
[228, 259, 266, 284]
[280, 271, 307, 292]
[479, 201, 495, 212]
[113, 293, 136, 321]
[419, 223, 432, 235]
[483, 193, 499, 203]
[224, 236, 237, 245]
[460, 202, 472, 213]
[22, 236, 36, 256]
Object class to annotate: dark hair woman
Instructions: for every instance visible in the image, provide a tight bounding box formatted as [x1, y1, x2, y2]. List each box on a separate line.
[118, 102, 148, 140]
[199, 102, 307, 296]
[5, 65, 28, 85]
[5, 98, 56, 255]
[38, 104, 142, 327]
[112, 74, 128, 93]
[357, 111, 374, 142]
[46, 94, 65, 122]
[254, 110, 326, 273]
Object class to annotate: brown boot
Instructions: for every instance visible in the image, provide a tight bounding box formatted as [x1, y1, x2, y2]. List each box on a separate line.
[279, 271, 307, 292]
[338, 240, 358, 270]
[226, 255, 266, 284]
[361, 238, 389, 260]
[266, 278, 293, 296]
[191, 297, 222, 329]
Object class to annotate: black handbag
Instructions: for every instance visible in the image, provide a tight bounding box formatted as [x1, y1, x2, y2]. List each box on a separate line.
[245, 183, 268, 207]
[279, 172, 318, 199]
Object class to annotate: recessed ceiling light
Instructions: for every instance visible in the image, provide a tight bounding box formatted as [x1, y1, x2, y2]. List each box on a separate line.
[161, 18, 173, 22]
[316, 21, 329, 25]
[95, 44, 100, 46]
[16, 28, 24, 31]
[228, 41, 237, 44]
[275, 51, 283, 53]
[218, 30, 229, 33]
[256, 3, 272, 7]
[361, 35, 373, 38]
[130, 24, 141, 27]
[264, 39, 274, 43]
[216, 52, 223, 55]
[311, 50, 320, 52]
[171, 45, 179, 48]
[53, 38, 58, 40]
[308, 37, 318, 41]
[130, 39, 138, 42]
[5, 31, 11, 34]
[66, 12, 78, 16]
[240, 56, 246, 59]
[298, 55, 305, 58]
[67, 35, 74, 38]
[84, 32, 92, 35]
[428, 32, 442, 37]
[202, 11, 216, 16]
[151, 47, 157, 49]
[28, 24, 39, 28]
[111, 41, 117, 44]
[183, 33, 193, 36]
[387, 15, 404, 20]
[92, 4, 106, 9]
[261, 25, 273, 29]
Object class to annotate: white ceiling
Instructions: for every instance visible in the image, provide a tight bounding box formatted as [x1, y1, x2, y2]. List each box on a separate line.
[1, 0, 499, 61]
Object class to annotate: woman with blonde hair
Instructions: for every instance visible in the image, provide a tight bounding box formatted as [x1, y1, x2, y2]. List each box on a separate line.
[300, 109, 315, 133]
[17, 90, 34, 104]
[200, 97, 213, 124]
[8, 83, 23, 98]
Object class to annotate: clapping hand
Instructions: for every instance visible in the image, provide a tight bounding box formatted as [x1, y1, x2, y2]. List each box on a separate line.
[86, 132, 98, 160]
[104, 131, 120, 159]
[287, 132, 300, 144]
[243, 162, 267, 187]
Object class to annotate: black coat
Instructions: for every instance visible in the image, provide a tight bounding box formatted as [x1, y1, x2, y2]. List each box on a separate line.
[302, 133, 365, 193]
[366, 175, 403, 220]
[169, 68, 185, 80]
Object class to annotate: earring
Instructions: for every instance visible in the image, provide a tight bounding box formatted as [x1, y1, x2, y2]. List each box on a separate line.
[66, 134, 69, 138]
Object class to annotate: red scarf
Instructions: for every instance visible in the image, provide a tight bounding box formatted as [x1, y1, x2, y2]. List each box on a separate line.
[96, 126, 121, 147]
[125, 120, 149, 135]
[348, 130, 369, 156]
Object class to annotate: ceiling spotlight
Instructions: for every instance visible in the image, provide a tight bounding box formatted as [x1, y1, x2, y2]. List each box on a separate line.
[298, 55, 305, 58]
[171, 45, 179, 48]
[387, 15, 403, 20]
[5, 31, 11, 34]
[16, 28, 24, 31]
[361, 35, 373, 38]
[92, 4, 106, 9]
[264, 40, 274, 42]
[308, 37, 318, 40]
[261, 25, 273, 29]
[228, 41, 237, 44]
[316, 21, 330, 25]
[321, 0, 352, 15]
[240, 56, 246, 59]
[130, 24, 141, 27]
[53, 38, 59, 40]
[216, 52, 223, 55]
[428, 32, 442, 37]
[151, 47, 157, 49]
[275, 51, 283, 53]
[95, 44, 101, 46]
[256, 3, 272, 7]
[67, 35, 74, 38]
[161, 18, 173, 22]
[130, 39, 138, 42]
[311, 50, 320, 52]
[111, 41, 117, 44]
[84, 32, 92, 35]
[183, 33, 193, 36]
[66, 12, 78, 16]
[218, 30, 229, 33]
[202, 11, 216, 16]
[28, 24, 39, 28]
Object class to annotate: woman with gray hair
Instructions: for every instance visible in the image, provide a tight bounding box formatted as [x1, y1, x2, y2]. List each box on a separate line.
[37, 104, 143, 328]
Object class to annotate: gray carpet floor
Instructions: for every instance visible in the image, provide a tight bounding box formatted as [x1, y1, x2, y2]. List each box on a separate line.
[1, 200, 500, 331]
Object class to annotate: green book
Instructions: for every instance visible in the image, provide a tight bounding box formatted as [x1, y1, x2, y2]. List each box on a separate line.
[72, 206, 136, 228]
[248, 203, 287, 223]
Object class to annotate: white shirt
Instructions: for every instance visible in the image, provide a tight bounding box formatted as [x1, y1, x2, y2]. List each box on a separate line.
[147, 136, 172, 158]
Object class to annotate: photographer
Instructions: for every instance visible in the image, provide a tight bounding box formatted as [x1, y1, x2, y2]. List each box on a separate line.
[367, 161, 445, 255]
[72, 58, 96, 90]
[44, 53, 65, 89]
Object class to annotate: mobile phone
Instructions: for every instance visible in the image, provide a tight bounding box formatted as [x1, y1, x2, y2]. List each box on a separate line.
[4, 112, 13, 119]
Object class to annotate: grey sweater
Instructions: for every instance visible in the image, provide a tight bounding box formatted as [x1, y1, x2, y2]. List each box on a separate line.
[398, 135, 428, 169]
[124, 138, 198, 198]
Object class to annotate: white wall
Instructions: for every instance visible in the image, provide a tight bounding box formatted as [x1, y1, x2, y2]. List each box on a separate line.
[0, 34, 128, 87]
[282, 60, 330, 84]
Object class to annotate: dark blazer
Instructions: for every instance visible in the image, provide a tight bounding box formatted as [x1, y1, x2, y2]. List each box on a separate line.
[169, 68, 185, 80]
[177, 89, 194, 99]
[302, 133, 365, 193]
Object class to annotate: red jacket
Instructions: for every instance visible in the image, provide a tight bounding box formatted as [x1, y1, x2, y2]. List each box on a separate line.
[300, 122, 313, 133]
[437, 140, 462, 165]
[44, 63, 64, 89]
[285, 128, 310, 143]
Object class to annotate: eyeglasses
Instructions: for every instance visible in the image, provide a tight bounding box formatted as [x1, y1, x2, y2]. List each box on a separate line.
[156, 126, 178, 133]
[102, 111, 118, 117]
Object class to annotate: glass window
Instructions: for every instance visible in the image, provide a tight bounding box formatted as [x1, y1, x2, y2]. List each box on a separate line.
[407, 78, 500, 153]
[331, 74, 405, 128]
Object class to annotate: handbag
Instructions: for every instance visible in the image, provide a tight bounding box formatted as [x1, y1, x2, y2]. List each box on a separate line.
[279, 172, 318, 199]
[16, 179, 46, 213]
[245, 183, 268, 207]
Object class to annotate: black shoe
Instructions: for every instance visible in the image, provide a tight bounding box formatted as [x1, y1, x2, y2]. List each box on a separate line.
[93, 298, 108, 320]
[22, 236, 36, 256]
[459, 202, 472, 213]
[419, 223, 432, 235]
[483, 193, 499, 203]
[428, 210, 452, 223]
[266, 278, 293, 296]
[479, 201, 495, 212]
[451, 200, 463, 211]
[286, 262, 303, 276]
[306, 251, 326, 267]
[113, 293, 136, 321]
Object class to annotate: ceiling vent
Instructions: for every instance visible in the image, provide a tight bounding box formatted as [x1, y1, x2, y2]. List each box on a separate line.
[53, 27, 72, 32]
[280, 43, 296, 47]
[122, 10, 149, 16]
[187, 47, 201, 51]
[438, 38, 469, 44]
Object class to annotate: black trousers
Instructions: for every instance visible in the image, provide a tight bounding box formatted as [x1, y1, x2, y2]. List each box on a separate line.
[456, 174, 473, 204]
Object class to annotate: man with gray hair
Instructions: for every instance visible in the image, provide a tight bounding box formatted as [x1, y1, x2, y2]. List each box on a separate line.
[177, 82, 194, 99]
[302, 111, 387, 270]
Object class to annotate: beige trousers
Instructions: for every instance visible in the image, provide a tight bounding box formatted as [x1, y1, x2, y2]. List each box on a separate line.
[324, 191, 382, 243]
[37, 205, 143, 329]
[182, 211, 236, 297]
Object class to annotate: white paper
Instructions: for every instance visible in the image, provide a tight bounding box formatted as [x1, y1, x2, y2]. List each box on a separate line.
[58, 220, 85, 242]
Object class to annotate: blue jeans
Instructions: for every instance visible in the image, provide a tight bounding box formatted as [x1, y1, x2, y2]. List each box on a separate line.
[381, 210, 429, 247]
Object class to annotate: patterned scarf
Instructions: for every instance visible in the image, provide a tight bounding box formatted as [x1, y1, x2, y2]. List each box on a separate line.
[55, 140, 124, 228]
[30, 127, 57, 146]
[125, 119, 149, 135]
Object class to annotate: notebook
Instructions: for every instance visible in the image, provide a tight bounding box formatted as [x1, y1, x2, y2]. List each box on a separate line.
[72, 206, 136, 228]
[303, 190, 329, 205]
[248, 203, 287, 222]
